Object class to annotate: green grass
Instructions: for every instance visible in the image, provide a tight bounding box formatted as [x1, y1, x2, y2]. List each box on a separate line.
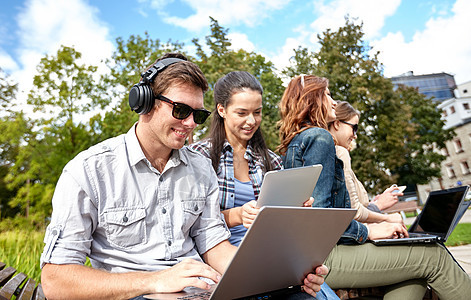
[0, 230, 91, 284]
[0, 230, 44, 283]
[445, 223, 471, 246]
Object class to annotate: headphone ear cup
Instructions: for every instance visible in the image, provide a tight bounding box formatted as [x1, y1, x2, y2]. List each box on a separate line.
[141, 84, 154, 115]
[129, 83, 155, 115]
[129, 83, 144, 114]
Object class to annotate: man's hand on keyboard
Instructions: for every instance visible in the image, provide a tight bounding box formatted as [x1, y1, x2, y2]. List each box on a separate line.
[151, 258, 221, 294]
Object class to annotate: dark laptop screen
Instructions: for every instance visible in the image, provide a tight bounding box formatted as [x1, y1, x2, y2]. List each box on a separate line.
[410, 186, 468, 237]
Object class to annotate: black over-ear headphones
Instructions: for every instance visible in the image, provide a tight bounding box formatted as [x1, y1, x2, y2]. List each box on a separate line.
[128, 57, 184, 114]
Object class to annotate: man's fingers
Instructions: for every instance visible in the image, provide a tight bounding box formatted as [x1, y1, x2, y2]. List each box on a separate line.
[301, 285, 317, 297]
[315, 265, 329, 276]
[178, 259, 222, 284]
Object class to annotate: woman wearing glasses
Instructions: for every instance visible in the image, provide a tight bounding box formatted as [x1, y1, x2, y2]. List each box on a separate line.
[278, 74, 471, 300]
[190, 71, 338, 299]
[329, 101, 403, 223]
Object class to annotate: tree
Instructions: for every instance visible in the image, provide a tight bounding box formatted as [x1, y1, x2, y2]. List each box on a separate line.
[2, 46, 102, 226]
[0, 68, 21, 220]
[283, 17, 453, 193]
[192, 18, 284, 149]
[90, 32, 184, 142]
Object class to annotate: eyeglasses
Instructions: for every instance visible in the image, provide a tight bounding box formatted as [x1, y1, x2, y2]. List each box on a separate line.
[156, 94, 211, 124]
[339, 120, 358, 135]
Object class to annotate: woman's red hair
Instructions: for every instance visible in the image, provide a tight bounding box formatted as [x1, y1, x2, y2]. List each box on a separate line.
[277, 75, 330, 155]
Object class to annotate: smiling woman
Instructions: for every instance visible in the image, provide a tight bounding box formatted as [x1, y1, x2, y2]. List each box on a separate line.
[190, 71, 279, 242]
[329, 100, 403, 224]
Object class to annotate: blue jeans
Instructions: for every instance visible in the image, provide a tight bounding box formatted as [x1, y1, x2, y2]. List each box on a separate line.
[286, 283, 339, 300]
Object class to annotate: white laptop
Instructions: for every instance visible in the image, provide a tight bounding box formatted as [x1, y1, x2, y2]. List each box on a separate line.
[144, 206, 356, 300]
[256, 165, 323, 208]
[372, 185, 470, 245]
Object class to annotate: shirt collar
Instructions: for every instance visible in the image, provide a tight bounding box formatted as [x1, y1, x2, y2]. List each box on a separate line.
[125, 123, 187, 168]
[126, 123, 147, 167]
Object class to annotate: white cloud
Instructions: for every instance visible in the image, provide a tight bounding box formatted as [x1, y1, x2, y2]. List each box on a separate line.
[7, 0, 115, 114]
[270, 29, 311, 75]
[16, 0, 114, 68]
[228, 32, 255, 52]
[0, 49, 18, 71]
[373, 0, 471, 83]
[309, 0, 401, 40]
[267, 0, 401, 78]
[146, 0, 291, 32]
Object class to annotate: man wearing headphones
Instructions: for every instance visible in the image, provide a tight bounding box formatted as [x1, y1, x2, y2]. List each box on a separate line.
[39, 53, 328, 299]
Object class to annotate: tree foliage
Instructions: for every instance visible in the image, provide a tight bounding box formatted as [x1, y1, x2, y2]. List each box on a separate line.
[192, 17, 284, 148]
[90, 32, 183, 142]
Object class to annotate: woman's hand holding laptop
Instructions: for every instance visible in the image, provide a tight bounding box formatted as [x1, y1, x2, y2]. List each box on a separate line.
[241, 200, 259, 228]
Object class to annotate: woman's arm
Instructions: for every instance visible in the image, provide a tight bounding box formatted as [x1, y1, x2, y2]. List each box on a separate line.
[336, 146, 370, 221]
[221, 200, 259, 228]
[283, 129, 336, 207]
[283, 129, 369, 244]
[337, 147, 403, 224]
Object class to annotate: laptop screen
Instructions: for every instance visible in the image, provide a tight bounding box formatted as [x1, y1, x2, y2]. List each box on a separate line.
[410, 186, 468, 238]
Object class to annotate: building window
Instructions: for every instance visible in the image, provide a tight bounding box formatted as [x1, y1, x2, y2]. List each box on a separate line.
[464, 103, 470, 110]
[442, 110, 448, 117]
[464, 89, 468, 94]
[450, 106, 456, 114]
[441, 147, 449, 156]
[446, 164, 456, 178]
[453, 139, 464, 153]
[460, 161, 470, 175]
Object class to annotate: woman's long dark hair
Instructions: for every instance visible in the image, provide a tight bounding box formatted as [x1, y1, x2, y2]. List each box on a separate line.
[208, 71, 274, 173]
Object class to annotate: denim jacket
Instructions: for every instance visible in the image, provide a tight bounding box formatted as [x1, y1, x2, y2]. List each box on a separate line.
[282, 127, 368, 244]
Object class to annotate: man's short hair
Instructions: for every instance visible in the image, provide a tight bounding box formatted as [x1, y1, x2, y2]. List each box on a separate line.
[150, 53, 208, 97]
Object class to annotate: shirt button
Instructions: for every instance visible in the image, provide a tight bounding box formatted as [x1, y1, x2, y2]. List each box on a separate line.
[194, 204, 198, 211]
[162, 208, 167, 214]
[159, 176, 163, 182]
[167, 240, 172, 246]
[123, 215, 128, 222]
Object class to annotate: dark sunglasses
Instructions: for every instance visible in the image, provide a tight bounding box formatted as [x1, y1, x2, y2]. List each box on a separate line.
[156, 94, 211, 124]
[339, 120, 358, 135]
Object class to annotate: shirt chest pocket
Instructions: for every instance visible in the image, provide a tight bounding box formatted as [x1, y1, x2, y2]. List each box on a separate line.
[181, 199, 205, 232]
[104, 207, 147, 249]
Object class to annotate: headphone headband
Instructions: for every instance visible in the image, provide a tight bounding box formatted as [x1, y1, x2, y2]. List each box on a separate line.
[129, 57, 184, 114]
[141, 58, 184, 84]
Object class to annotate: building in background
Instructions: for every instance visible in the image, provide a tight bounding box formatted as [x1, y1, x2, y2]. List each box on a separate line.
[391, 71, 457, 101]
[416, 96, 471, 201]
[457, 80, 471, 98]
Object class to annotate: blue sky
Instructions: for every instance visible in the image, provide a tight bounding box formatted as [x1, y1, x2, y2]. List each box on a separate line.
[1, 0, 470, 106]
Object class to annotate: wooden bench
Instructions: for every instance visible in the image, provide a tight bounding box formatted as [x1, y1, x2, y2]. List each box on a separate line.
[383, 200, 422, 219]
[0, 261, 45, 300]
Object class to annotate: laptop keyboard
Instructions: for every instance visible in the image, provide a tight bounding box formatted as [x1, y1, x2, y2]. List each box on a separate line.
[408, 233, 431, 238]
[177, 291, 212, 299]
